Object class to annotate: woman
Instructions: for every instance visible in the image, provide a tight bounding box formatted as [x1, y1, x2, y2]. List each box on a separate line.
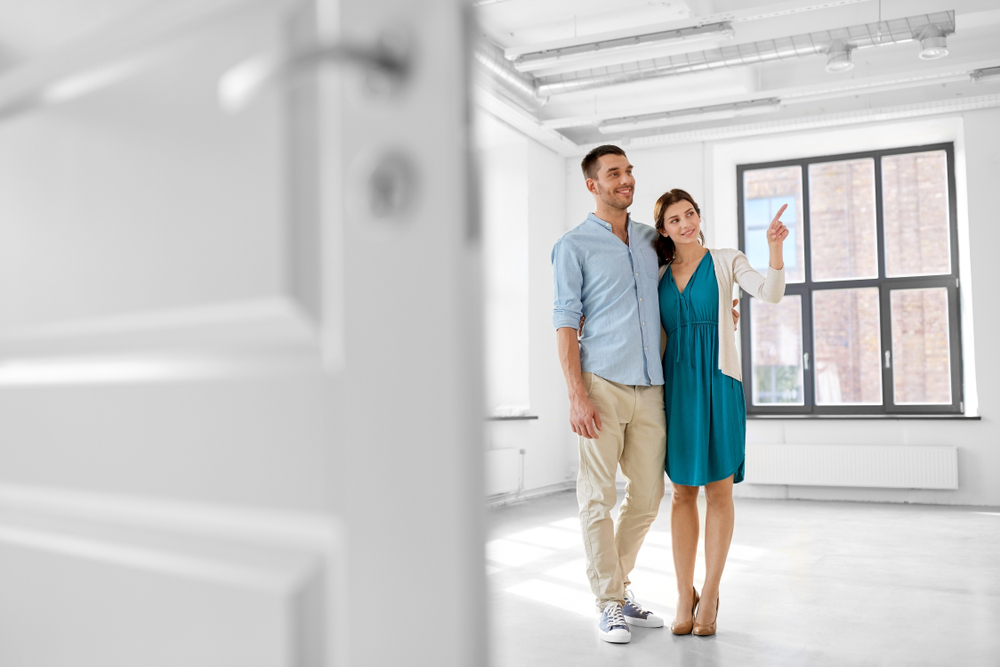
[654, 188, 787, 637]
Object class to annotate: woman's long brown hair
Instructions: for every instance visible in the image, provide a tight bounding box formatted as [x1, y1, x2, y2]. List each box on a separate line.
[653, 189, 706, 265]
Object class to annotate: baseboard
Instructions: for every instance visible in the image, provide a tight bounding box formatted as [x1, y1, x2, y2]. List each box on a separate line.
[486, 480, 575, 508]
[733, 482, 976, 505]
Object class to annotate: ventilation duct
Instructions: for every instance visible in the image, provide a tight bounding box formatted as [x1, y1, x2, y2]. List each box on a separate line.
[473, 37, 548, 110]
[535, 11, 955, 97]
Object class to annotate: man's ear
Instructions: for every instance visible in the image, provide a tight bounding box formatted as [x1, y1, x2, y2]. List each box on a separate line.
[585, 178, 598, 195]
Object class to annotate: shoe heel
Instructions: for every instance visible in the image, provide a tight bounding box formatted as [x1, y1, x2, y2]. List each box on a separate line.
[692, 596, 719, 637]
[669, 587, 699, 635]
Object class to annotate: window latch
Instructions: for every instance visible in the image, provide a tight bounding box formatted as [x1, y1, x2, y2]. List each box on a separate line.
[803, 352, 809, 371]
[885, 350, 891, 369]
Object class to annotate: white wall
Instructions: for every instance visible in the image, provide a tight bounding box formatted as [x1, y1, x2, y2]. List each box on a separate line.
[476, 117, 530, 413]
[477, 112, 575, 494]
[564, 142, 708, 235]
[587, 110, 1000, 507]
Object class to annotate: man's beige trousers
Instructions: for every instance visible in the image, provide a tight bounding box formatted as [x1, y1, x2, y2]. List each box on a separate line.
[577, 372, 666, 609]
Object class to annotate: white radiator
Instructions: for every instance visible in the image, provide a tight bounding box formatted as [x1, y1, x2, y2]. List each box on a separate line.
[485, 448, 522, 496]
[745, 444, 958, 490]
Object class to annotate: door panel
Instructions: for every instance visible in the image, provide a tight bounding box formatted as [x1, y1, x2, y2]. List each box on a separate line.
[0, 0, 484, 665]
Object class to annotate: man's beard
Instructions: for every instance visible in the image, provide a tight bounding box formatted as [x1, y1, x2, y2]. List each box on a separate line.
[597, 183, 632, 210]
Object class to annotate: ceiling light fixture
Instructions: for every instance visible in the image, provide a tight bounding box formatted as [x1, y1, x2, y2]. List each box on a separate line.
[533, 11, 954, 98]
[598, 98, 782, 134]
[916, 24, 949, 60]
[970, 66, 1000, 85]
[825, 40, 854, 73]
[511, 22, 735, 73]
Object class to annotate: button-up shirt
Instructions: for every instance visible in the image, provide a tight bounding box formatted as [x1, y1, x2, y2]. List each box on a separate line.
[551, 213, 663, 386]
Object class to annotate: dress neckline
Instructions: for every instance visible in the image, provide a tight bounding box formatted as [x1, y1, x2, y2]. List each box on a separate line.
[671, 250, 710, 296]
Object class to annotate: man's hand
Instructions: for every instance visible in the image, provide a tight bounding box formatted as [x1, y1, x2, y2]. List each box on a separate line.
[569, 392, 602, 439]
[732, 299, 740, 331]
[556, 326, 601, 438]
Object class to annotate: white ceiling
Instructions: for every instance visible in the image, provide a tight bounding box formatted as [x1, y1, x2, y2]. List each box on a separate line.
[0, 0, 995, 155]
[474, 0, 1000, 152]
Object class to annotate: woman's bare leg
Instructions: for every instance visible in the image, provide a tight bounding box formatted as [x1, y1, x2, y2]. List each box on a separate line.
[670, 483, 700, 625]
[696, 474, 734, 625]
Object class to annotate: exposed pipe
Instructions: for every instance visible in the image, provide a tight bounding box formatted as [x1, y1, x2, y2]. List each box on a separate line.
[512, 22, 735, 72]
[535, 11, 955, 97]
[473, 37, 548, 110]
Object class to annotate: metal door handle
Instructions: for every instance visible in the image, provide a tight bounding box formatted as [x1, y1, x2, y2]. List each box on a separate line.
[219, 29, 411, 112]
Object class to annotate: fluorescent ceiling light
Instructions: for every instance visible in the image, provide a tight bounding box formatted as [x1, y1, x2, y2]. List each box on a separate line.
[599, 97, 781, 134]
[970, 66, 1000, 84]
[825, 40, 854, 73]
[512, 22, 734, 73]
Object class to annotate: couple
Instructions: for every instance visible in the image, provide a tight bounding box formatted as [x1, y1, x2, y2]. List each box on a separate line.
[551, 144, 788, 644]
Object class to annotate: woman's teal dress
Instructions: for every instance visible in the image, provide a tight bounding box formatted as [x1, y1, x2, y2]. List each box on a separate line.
[659, 252, 746, 486]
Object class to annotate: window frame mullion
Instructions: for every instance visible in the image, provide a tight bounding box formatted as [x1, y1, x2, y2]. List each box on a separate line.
[874, 154, 893, 410]
[739, 142, 963, 417]
[800, 163, 815, 413]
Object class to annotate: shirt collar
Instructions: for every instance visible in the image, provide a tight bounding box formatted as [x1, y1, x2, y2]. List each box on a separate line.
[587, 212, 632, 236]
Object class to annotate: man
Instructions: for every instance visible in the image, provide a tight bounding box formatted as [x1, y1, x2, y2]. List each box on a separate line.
[551, 145, 666, 644]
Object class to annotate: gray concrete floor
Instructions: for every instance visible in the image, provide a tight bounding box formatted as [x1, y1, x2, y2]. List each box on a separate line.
[487, 490, 1000, 667]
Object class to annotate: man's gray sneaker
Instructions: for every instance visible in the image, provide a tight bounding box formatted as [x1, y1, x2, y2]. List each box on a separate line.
[622, 589, 664, 628]
[599, 602, 631, 643]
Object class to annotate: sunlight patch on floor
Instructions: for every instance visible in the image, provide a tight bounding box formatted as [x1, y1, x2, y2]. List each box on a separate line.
[543, 558, 589, 586]
[506, 579, 596, 619]
[641, 530, 672, 547]
[548, 517, 580, 530]
[504, 526, 582, 550]
[486, 539, 554, 567]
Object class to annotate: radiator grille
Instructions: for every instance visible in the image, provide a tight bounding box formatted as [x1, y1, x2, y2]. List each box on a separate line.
[745, 444, 958, 490]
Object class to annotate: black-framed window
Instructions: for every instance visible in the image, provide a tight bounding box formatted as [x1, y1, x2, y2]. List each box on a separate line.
[738, 143, 963, 416]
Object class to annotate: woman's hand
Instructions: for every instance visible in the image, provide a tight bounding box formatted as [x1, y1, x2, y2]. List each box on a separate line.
[767, 203, 790, 270]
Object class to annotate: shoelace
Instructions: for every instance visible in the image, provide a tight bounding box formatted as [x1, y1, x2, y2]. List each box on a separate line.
[624, 590, 649, 616]
[604, 603, 627, 628]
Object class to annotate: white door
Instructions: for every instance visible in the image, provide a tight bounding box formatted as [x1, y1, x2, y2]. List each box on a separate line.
[0, 1, 485, 666]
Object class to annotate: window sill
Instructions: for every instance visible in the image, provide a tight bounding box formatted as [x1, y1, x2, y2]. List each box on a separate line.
[748, 414, 980, 420]
[485, 415, 539, 422]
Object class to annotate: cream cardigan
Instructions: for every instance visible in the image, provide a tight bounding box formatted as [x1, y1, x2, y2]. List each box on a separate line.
[658, 248, 785, 382]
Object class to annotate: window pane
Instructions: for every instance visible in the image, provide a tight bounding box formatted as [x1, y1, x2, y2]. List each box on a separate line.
[882, 151, 951, 277]
[743, 167, 804, 283]
[751, 296, 803, 405]
[813, 288, 882, 405]
[808, 159, 878, 281]
[891, 288, 952, 404]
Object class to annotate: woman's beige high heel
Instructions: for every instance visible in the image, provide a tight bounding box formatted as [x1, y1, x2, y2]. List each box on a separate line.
[670, 587, 700, 635]
[692, 595, 719, 636]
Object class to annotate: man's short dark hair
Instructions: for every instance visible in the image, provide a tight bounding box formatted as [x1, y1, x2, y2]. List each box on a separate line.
[581, 145, 627, 180]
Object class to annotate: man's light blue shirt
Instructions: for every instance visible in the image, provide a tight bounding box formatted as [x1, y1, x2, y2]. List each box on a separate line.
[552, 213, 663, 386]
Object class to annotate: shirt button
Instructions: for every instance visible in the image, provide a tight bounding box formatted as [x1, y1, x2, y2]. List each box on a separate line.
[635, 273, 639, 276]
[645, 347, 648, 351]
[642, 322, 645, 325]
[639, 297, 642, 301]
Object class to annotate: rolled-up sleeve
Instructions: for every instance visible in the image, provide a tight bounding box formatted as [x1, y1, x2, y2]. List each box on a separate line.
[552, 238, 584, 329]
